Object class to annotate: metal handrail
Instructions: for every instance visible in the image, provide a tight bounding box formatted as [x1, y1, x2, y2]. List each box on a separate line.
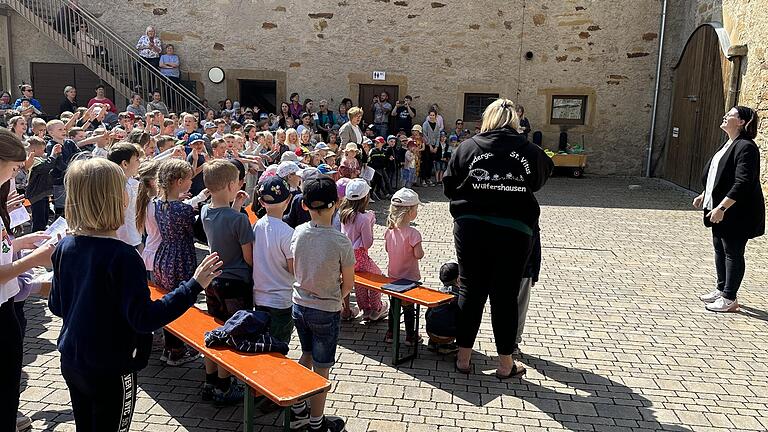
[2, 0, 205, 113]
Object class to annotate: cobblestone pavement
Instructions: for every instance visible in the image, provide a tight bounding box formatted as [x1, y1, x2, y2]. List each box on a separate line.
[20, 177, 768, 431]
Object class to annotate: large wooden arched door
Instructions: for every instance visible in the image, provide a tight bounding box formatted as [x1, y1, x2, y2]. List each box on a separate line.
[663, 24, 744, 191]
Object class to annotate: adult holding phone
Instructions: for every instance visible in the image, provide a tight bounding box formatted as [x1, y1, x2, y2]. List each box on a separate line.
[391, 95, 415, 136]
[136, 26, 162, 70]
[0, 128, 56, 431]
[694, 106, 764, 312]
[371, 91, 392, 138]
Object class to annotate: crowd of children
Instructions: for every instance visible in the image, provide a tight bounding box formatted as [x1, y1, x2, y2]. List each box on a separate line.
[0, 90, 482, 432]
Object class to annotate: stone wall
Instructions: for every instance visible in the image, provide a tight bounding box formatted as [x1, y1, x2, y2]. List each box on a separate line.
[656, 0, 768, 194]
[45, 0, 657, 175]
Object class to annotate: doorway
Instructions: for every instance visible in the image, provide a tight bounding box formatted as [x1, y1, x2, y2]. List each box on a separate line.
[31, 62, 116, 116]
[358, 84, 399, 125]
[239, 80, 276, 114]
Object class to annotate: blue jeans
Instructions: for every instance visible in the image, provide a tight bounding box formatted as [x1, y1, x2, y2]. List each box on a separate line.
[374, 123, 388, 139]
[292, 304, 340, 368]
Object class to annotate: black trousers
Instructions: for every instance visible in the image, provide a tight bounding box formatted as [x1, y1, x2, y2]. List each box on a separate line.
[62, 366, 137, 432]
[31, 197, 49, 232]
[371, 169, 391, 197]
[713, 233, 749, 300]
[454, 218, 532, 355]
[0, 298, 23, 431]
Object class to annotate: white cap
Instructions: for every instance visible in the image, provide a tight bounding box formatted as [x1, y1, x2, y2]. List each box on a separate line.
[297, 167, 321, 181]
[391, 188, 421, 207]
[277, 161, 300, 178]
[345, 178, 371, 201]
[314, 142, 329, 151]
[280, 151, 299, 162]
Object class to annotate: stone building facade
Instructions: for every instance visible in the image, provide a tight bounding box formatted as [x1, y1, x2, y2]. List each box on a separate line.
[0, 0, 765, 183]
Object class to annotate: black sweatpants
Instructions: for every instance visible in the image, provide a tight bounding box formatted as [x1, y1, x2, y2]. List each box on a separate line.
[61, 366, 137, 432]
[0, 298, 23, 431]
[454, 218, 532, 355]
[713, 233, 750, 300]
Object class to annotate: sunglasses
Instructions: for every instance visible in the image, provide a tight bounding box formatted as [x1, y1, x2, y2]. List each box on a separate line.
[24, 89, 33, 92]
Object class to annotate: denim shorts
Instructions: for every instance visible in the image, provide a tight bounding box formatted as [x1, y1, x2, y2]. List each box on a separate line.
[292, 304, 340, 368]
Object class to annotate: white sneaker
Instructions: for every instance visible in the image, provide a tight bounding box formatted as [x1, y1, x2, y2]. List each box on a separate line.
[342, 305, 360, 321]
[368, 300, 389, 322]
[705, 297, 739, 312]
[699, 289, 723, 303]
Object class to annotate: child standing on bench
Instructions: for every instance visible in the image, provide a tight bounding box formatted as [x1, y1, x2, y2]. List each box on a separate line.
[384, 188, 425, 346]
[252, 176, 296, 344]
[339, 178, 389, 322]
[290, 177, 354, 432]
[153, 159, 202, 366]
[49, 158, 222, 432]
[199, 159, 254, 405]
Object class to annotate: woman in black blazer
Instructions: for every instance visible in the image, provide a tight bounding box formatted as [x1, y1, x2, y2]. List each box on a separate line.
[693, 106, 764, 312]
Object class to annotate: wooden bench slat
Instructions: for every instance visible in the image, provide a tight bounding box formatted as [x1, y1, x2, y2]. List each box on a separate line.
[148, 284, 330, 406]
[246, 206, 258, 225]
[354, 272, 454, 307]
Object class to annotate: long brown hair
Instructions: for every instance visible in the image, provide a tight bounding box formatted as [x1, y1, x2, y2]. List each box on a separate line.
[0, 127, 27, 162]
[339, 195, 369, 225]
[135, 159, 159, 233]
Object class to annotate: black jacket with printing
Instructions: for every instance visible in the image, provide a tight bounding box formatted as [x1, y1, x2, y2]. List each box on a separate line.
[442, 127, 553, 230]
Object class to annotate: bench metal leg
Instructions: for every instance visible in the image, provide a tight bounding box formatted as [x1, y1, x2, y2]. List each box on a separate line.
[244, 390, 254, 432]
[391, 298, 419, 365]
[283, 407, 291, 432]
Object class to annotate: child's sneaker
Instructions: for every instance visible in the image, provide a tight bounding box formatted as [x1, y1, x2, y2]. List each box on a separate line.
[290, 404, 310, 430]
[405, 333, 423, 347]
[341, 305, 360, 321]
[159, 348, 169, 362]
[368, 300, 389, 322]
[166, 347, 200, 366]
[310, 415, 347, 432]
[384, 330, 393, 343]
[201, 383, 215, 401]
[213, 380, 245, 406]
[437, 343, 459, 355]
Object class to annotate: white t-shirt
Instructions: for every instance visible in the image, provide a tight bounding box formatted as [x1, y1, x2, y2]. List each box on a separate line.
[140, 199, 160, 271]
[703, 139, 733, 210]
[117, 177, 141, 246]
[252, 216, 295, 309]
[0, 217, 20, 305]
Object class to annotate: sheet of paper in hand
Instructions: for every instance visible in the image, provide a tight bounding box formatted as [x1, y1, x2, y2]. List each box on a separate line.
[362, 165, 375, 182]
[381, 278, 421, 293]
[9, 207, 30, 229]
[35, 217, 69, 247]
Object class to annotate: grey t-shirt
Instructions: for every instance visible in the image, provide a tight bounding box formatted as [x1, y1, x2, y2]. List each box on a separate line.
[291, 221, 355, 312]
[201, 205, 255, 282]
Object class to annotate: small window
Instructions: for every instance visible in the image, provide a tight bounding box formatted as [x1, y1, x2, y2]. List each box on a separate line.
[463, 93, 499, 122]
[550, 95, 588, 125]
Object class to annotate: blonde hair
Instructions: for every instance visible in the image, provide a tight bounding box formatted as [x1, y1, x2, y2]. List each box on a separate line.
[156, 158, 192, 199]
[65, 158, 126, 234]
[348, 107, 363, 119]
[386, 204, 416, 229]
[480, 98, 520, 133]
[339, 196, 369, 225]
[285, 128, 298, 143]
[203, 159, 239, 192]
[135, 159, 159, 233]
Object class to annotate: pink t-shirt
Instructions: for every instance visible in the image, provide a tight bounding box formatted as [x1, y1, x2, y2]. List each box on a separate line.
[341, 211, 375, 250]
[384, 226, 422, 281]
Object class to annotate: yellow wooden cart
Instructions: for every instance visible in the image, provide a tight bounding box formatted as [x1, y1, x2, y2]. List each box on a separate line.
[551, 153, 588, 178]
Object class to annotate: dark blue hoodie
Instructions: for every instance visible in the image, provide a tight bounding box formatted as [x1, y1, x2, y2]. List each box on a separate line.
[49, 235, 203, 375]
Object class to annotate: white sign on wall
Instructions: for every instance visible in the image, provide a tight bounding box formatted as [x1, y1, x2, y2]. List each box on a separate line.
[372, 71, 386, 81]
[672, 127, 679, 138]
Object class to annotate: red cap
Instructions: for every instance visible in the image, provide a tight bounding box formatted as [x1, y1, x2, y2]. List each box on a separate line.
[374, 136, 386, 144]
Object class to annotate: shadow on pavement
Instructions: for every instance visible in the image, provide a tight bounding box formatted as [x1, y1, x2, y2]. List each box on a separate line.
[737, 305, 768, 322]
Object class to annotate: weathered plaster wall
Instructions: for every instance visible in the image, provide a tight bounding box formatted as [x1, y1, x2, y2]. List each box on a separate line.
[72, 0, 661, 175]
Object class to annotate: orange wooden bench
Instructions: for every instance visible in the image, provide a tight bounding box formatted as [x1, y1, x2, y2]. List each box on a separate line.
[148, 283, 329, 432]
[354, 272, 455, 365]
[245, 205, 258, 225]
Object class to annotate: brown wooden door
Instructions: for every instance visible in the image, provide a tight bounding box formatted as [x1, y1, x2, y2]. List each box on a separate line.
[663, 25, 730, 191]
[31, 63, 116, 116]
[358, 84, 399, 125]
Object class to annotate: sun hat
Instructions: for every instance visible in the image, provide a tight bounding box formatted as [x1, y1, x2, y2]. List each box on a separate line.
[280, 151, 299, 162]
[344, 142, 359, 153]
[391, 188, 421, 207]
[411, 124, 423, 133]
[345, 178, 371, 201]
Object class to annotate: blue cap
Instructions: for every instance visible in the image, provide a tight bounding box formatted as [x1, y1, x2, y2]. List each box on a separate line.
[387, 135, 397, 141]
[316, 163, 337, 175]
[203, 121, 216, 129]
[176, 130, 188, 140]
[188, 132, 205, 144]
[257, 176, 292, 204]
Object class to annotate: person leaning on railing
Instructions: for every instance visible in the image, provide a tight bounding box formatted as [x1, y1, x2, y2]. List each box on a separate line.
[75, 22, 109, 65]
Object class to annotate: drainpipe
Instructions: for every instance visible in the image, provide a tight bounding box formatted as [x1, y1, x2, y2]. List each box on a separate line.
[645, 0, 668, 177]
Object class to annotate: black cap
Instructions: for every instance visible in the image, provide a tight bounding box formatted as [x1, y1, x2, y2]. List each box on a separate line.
[302, 177, 338, 210]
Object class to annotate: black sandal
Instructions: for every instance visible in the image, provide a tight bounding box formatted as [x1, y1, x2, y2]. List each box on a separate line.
[455, 360, 472, 374]
[496, 363, 526, 379]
